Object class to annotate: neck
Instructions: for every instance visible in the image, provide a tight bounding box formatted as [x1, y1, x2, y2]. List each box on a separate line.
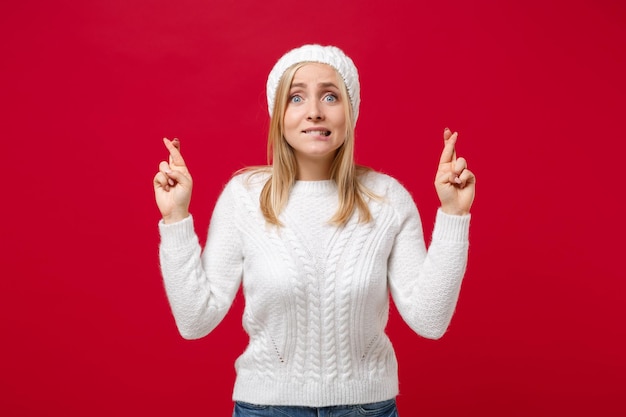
[295, 157, 333, 181]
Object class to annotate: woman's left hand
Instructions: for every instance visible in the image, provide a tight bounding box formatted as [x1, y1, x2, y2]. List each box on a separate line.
[435, 128, 476, 215]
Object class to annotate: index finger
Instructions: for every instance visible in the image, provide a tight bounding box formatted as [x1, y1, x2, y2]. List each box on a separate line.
[439, 129, 458, 164]
[163, 137, 186, 166]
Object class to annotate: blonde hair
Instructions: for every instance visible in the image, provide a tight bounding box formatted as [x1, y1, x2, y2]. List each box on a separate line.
[247, 63, 378, 226]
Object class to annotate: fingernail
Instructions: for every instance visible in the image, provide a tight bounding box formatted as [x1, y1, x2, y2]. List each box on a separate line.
[444, 127, 450, 132]
[168, 179, 175, 186]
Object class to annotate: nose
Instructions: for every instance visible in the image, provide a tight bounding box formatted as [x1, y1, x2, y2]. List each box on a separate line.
[306, 101, 324, 121]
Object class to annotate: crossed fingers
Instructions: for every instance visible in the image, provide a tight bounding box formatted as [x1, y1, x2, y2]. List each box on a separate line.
[155, 137, 191, 191]
[165, 137, 185, 167]
[439, 128, 471, 187]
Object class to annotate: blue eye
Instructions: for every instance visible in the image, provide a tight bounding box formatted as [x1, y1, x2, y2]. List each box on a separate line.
[290, 95, 302, 103]
[323, 94, 337, 102]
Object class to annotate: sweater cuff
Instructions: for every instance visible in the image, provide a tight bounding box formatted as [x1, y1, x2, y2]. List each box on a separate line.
[158, 214, 198, 249]
[432, 208, 471, 243]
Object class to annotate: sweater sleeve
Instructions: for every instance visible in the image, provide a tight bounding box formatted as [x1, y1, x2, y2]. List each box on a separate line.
[158, 179, 243, 340]
[386, 180, 470, 340]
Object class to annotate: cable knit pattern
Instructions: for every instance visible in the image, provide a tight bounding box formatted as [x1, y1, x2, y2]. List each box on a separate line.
[158, 170, 471, 407]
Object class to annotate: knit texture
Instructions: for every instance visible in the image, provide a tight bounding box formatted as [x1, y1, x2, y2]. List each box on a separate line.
[158, 171, 470, 407]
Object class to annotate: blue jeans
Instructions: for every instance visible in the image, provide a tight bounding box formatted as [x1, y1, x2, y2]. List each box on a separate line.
[233, 398, 398, 417]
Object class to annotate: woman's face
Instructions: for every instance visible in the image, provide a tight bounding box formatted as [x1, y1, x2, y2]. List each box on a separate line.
[283, 63, 347, 175]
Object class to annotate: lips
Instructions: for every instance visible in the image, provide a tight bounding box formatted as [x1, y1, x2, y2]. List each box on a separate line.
[303, 128, 331, 137]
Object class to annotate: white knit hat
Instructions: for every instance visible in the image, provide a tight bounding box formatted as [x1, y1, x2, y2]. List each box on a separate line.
[266, 44, 361, 123]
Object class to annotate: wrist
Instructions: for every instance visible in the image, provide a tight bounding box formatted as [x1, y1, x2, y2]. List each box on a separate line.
[440, 206, 469, 216]
[163, 211, 190, 224]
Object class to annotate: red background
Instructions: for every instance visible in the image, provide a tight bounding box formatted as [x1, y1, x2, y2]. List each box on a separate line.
[1, 0, 625, 415]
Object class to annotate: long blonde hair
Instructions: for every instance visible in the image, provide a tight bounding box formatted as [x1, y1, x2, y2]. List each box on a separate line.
[247, 62, 378, 226]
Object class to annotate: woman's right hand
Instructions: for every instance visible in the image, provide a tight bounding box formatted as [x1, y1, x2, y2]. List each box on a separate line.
[153, 138, 193, 224]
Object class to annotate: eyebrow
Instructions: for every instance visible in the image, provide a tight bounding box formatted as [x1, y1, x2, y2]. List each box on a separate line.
[290, 82, 340, 89]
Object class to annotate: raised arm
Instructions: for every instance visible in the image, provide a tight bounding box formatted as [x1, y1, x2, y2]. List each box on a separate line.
[154, 139, 244, 339]
[388, 128, 474, 339]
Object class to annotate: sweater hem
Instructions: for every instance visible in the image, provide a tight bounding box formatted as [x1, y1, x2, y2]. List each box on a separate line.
[232, 374, 398, 407]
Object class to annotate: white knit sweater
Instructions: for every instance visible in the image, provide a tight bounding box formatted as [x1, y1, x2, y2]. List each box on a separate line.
[158, 170, 470, 407]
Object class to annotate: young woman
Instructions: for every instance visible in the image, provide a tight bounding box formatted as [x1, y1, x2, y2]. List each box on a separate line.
[153, 44, 475, 417]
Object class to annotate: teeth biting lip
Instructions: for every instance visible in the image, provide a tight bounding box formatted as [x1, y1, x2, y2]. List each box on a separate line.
[303, 129, 331, 137]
